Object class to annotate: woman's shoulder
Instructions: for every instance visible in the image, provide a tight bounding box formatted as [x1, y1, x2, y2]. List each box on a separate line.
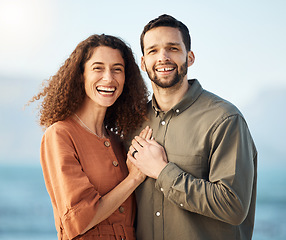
[44, 118, 76, 138]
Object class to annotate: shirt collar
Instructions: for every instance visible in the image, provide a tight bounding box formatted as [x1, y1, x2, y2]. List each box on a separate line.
[151, 79, 203, 117]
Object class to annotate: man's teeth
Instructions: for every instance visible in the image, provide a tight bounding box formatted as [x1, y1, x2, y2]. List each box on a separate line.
[156, 67, 175, 72]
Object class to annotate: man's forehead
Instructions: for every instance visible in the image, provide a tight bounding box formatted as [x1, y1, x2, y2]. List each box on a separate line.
[143, 27, 184, 47]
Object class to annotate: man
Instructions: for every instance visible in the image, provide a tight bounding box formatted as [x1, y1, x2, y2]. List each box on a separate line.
[127, 14, 257, 240]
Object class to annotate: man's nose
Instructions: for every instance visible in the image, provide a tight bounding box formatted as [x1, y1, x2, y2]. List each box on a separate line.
[158, 49, 170, 62]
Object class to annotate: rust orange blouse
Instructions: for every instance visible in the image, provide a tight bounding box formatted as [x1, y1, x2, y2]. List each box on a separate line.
[40, 117, 136, 240]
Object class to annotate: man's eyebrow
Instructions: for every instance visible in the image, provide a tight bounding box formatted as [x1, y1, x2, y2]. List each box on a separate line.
[166, 42, 181, 46]
[145, 42, 181, 51]
[145, 44, 158, 51]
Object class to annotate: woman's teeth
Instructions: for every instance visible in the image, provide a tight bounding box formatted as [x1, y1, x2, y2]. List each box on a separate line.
[96, 86, 116, 94]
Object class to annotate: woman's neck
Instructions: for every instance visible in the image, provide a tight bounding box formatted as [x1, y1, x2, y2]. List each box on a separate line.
[75, 100, 107, 138]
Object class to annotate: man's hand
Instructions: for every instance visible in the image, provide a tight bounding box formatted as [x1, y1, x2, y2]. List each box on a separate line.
[128, 136, 168, 179]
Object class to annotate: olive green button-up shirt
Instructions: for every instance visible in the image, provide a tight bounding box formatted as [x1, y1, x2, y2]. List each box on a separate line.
[129, 79, 257, 240]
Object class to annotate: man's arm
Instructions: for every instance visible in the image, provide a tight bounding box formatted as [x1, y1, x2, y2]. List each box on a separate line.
[128, 115, 257, 225]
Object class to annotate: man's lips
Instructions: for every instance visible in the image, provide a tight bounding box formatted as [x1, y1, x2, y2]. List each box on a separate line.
[155, 65, 176, 74]
[156, 67, 175, 72]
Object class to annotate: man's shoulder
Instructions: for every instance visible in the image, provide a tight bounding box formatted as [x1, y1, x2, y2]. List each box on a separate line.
[199, 89, 242, 117]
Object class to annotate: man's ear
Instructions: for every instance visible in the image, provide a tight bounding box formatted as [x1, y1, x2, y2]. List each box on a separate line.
[141, 56, 146, 72]
[187, 51, 195, 67]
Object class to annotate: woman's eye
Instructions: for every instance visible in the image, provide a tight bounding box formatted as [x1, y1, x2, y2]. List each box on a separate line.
[113, 68, 123, 73]
[93, 66, 103, 71]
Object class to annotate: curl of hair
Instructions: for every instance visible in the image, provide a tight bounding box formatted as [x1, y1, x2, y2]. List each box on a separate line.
[29, 34, 149, 138]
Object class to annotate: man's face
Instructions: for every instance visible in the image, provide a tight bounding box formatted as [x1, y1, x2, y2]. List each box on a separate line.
[141, 26, 194, 89]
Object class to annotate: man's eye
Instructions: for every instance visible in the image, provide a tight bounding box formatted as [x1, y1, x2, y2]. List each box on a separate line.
[170, 47, 178, 51]
[148, 49, 156, 54]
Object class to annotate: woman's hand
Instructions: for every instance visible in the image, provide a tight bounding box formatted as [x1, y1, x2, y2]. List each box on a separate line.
[126, 157, 146, 183]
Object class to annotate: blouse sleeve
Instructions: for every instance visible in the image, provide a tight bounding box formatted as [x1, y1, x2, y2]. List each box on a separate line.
[40, 125, 101, 239]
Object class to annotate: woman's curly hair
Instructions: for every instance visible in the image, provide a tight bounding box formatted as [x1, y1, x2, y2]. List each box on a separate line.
[29, 34, 149, 138]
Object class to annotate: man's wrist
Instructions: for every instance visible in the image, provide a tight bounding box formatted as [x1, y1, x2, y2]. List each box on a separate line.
[154, 161, 168, 179]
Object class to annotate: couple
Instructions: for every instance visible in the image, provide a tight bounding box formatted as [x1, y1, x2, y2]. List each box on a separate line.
[31, 15, 257, 240]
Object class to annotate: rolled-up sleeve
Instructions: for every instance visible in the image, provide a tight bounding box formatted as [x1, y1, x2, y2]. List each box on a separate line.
[155, 114, 256, 225]
[41, 126, 101, 239]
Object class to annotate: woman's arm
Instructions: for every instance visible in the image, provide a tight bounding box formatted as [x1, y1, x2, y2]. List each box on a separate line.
[81, 126, 152, 234]
[81, 161, 145, 234]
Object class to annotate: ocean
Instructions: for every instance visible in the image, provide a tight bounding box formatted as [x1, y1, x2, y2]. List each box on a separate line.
[0, 164, 285, 240]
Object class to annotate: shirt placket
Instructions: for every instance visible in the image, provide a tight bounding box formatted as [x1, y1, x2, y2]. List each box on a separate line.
[153, 111, 172, 240]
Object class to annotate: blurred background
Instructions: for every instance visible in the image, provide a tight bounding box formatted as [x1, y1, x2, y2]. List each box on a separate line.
[0, 0, 285, 239]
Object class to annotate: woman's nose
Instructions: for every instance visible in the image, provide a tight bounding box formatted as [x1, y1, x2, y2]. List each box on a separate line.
[102, 69, 113, 81]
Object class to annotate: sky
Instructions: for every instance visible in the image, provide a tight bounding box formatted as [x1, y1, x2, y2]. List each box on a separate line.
[0, 0, 285, 165]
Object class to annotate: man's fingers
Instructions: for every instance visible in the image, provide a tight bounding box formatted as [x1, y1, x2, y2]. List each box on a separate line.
[139, 126, 150, 138]
[129, 144, 136, 153]
[132, 138, 143, 150]
[134, 136, 148, 147]
[146, 138, 161, 147]
[127, 152, 137, 165]
[146, 128, 153, 140]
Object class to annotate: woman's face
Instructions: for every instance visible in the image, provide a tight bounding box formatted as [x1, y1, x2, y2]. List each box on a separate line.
[83, 46, 125, 108]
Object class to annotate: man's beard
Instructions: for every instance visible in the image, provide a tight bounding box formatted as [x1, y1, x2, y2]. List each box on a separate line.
[145, 59, 188, 89]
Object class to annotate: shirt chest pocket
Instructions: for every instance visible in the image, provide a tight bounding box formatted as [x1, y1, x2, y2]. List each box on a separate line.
[167, 153, 209, 179]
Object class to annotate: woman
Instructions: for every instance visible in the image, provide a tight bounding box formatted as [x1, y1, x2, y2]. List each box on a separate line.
[29, 34, 150, 240]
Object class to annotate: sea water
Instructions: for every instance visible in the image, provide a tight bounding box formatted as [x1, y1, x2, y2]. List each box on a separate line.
[0, 164, 286, 240]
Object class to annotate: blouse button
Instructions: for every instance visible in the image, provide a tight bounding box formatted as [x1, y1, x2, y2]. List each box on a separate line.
[155, 211, 160, 217]
[104, 141, 110, 147]
[112, 161, 119, 167]
[161, 121, 166, 126]
[119, 206, 125, 213]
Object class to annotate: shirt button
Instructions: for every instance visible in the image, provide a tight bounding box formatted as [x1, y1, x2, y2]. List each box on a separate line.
[180, 203, 183, 207]
[104, 141, 110, 147]
[119, 206, 125, 213]
[155, 211, 160, 217]
[176, 109, 180, 113]
[161, 121, 166, 126]
[160, 187, 164, 192]
[112, 161, 118, 167]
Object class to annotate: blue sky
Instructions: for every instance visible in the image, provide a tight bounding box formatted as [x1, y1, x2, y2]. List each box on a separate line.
[0, 0, 285, 164]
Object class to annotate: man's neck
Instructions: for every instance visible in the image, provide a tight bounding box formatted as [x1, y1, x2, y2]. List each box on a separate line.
[152, 79, 189, 112]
